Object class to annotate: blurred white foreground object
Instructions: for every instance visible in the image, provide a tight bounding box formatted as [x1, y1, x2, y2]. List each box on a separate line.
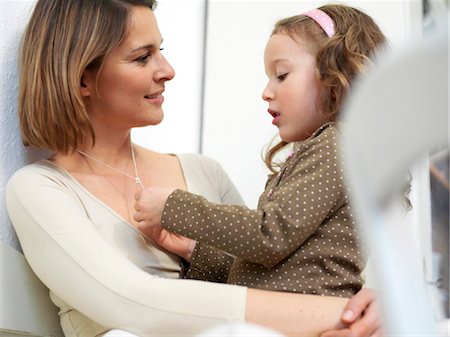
[197, 322, 284, 336]
[103, 329, 141, 337]
[342, 26, 448, 336]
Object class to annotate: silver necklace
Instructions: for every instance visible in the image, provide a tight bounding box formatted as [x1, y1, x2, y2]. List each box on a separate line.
[76, 143, 145, 190]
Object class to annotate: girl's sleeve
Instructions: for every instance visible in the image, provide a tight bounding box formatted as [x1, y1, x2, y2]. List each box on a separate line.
[184, 156, 244, 283]
[162, 129, 346, 269]
[184, 242, 235, 283]
[6, 168, 246, 336]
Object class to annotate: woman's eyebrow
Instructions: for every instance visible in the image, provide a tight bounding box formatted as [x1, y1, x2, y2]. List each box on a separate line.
[130, 39, 164, 53]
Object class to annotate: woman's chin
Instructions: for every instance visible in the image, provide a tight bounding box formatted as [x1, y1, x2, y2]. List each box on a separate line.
[135, 113, 164, 128]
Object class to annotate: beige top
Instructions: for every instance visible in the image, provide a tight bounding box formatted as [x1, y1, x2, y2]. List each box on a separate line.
[163, 124, 366, 297]
[6, 154, 247, 337]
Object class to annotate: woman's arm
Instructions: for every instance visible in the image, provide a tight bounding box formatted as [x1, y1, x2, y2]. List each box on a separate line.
[6, 168, 247, 335]
[248, 288, 382, 337]
[247, 288, 347, 337]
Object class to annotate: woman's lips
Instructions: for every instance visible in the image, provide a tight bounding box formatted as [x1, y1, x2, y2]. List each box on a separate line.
[144, 90, 165, 104]
[268, 109, 281, 125]
[144, 94, 164, 104]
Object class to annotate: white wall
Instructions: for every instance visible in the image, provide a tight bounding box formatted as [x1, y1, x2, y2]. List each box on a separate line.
[1, 1, 42, 251]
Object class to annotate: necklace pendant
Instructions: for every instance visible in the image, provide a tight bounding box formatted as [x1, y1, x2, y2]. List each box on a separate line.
[135, 177, 144, 190]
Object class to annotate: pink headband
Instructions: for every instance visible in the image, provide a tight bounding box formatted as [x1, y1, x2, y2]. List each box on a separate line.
[303, 9, 335, 38]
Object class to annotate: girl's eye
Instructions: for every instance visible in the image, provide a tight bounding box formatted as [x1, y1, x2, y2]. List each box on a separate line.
[277, 73, 288, 81]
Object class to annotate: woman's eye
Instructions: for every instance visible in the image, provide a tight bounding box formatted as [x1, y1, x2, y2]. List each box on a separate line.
[136, 53, 150, 64]
[277, 73, 288, 81]
[135, 47, 164, 65]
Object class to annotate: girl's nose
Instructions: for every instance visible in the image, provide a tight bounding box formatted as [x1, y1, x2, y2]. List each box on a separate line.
[262, 83, 273, 101]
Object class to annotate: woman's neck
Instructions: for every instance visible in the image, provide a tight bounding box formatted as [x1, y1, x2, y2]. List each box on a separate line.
[79, 126, 133, 156]
[52, 128, 136, 172]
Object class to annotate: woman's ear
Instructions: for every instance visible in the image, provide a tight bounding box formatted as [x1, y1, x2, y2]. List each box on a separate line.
[80, 70, 95, 97]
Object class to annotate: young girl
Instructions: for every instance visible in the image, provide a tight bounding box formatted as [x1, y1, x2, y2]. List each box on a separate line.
[134, 4, 387, 297]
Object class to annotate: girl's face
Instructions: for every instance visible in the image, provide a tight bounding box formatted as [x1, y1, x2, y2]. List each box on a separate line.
[81, 6, 175, 131]
[262, 33, 327, 142]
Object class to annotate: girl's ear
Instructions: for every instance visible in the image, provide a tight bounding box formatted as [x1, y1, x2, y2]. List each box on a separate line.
[80, 69, 95, 97]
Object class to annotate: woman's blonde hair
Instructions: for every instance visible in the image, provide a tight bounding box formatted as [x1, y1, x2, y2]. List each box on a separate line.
[18, 0, 157, 154]
[264, 4, 387, 173]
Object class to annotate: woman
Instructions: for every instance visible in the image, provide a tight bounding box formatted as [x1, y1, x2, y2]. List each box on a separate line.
[6, 0, 380, 336]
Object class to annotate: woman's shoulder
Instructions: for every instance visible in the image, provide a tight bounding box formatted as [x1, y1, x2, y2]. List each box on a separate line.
[135, 145, 223, 171]
[176, 153, 224, 173]
[175, 153, 244, 205]
[7, 160, 66, 191]
[175, 153, 231, 188]
[9, 159, 54, 178]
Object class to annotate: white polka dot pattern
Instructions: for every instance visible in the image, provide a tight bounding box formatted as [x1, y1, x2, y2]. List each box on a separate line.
[185, 242, 235, 283]
[163, 124, 366, 297]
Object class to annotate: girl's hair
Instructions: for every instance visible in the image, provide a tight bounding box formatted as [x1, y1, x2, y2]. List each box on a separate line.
[264, 4, 387, 173]
[19, 0, 157, 154]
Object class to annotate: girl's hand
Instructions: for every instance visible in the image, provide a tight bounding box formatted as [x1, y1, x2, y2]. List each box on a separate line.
[134, 187, 196, 262]
[320, 288, 383, 337]
[133, 186, 174, 229]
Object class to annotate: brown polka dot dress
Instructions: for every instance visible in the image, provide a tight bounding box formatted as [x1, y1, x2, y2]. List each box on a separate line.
[163, 123, 366, 297]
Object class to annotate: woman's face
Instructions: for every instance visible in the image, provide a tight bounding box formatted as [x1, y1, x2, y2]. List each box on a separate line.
[82, 6, 175, 131]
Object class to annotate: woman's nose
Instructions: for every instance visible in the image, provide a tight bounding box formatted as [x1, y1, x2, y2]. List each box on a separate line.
[156, 54, 175, 82]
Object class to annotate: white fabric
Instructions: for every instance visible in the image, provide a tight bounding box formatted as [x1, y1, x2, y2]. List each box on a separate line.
[6, 153, 247, 337]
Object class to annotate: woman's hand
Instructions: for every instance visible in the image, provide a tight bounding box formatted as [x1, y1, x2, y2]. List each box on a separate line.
[320, 288, 383, 337]
[142, 225, 196, 262]
[134, 187, 196, 262]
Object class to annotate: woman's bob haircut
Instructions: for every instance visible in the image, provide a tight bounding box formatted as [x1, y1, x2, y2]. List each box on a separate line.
[18, 0, 157, 154]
